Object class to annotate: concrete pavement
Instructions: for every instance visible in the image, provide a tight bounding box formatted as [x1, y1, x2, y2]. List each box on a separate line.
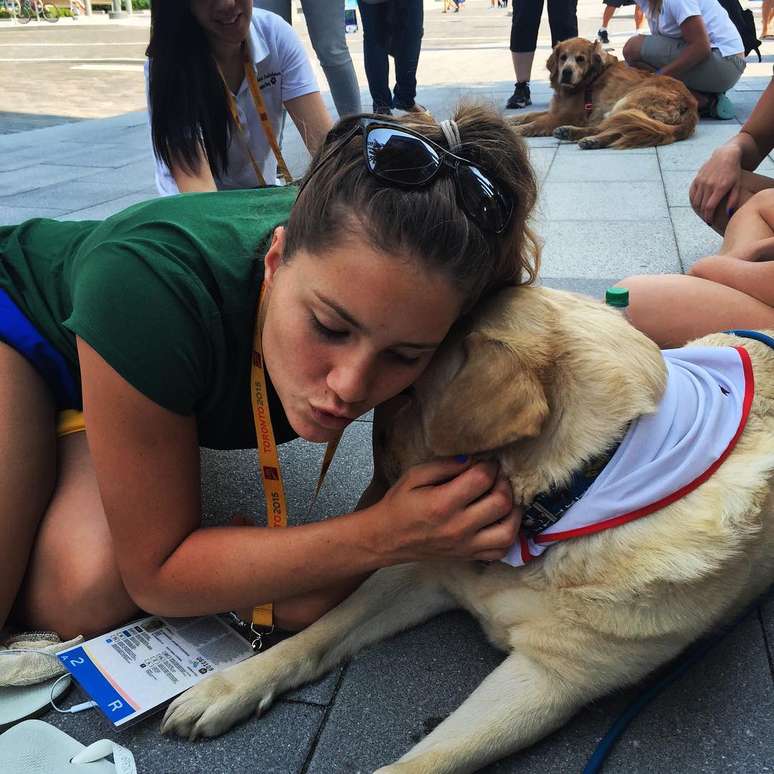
[1, 1, 774, 771]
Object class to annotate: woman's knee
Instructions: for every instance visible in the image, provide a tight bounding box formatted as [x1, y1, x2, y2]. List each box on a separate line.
[623, 35, 645, 64]
[21, 547, 138, 639]
[745, 187, 774, 215]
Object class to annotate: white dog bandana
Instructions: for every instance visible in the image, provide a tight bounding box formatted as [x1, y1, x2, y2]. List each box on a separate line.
[503, 345, 754, 567]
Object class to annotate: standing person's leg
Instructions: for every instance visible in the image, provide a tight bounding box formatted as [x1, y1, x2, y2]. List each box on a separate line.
[357, 0, 393, 114]
[0, 342, 56, 632]
[301, 0, 362, 117]
[634, 4, 644, 31]
[252, 0, 291, 23]
[546, 0, 578, 47]
[506, 0, 543, 109]
[392, 0, 425, 111]
[598, 2, 617, 45]
[763, 0, 774, 38]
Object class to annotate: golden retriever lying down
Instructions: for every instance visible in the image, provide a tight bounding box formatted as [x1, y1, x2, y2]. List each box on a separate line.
[509, 37, 698, 149]
[161, 287, 774, 773]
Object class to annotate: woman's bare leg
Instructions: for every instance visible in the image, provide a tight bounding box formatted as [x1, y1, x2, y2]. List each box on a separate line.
[707, 171, 774, 234]
[13, 431, 139, 639]
[0, 342, 57, 632]
[719, 188, 774, 257]
[616, 273, 774, 348]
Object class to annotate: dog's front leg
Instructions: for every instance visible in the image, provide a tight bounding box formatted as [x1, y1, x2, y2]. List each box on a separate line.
[506, 111, 549, 127]
[161, 563, 454, 740]
[511, 114, 563, 137]
[553, 124, 596, 141]
[375, 651, 583, 774]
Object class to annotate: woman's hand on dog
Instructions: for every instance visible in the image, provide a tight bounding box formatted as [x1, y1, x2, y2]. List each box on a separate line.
[690, 145, 743, 225]
[374, 457, 522, 564]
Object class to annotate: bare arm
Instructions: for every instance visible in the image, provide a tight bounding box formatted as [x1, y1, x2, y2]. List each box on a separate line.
[690, 78, 774, 221]
[657, 16, 711, 78]
[170, 143, 218, 194]
[284, 91, 334, 156]
[78, 341, 519, 619]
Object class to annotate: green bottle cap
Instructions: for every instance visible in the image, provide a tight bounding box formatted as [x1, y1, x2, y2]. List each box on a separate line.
[605, 287, 629, 308]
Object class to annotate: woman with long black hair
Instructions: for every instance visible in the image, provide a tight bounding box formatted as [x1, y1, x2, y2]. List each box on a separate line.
[145, 0, 333, 194]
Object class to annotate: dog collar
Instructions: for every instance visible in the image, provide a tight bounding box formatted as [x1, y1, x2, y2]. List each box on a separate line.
[521, 439, 622, 536]
[584, 85, 593, 114]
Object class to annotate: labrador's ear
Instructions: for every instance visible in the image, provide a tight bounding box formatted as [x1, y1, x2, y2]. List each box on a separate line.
[426, 332, 549, 456]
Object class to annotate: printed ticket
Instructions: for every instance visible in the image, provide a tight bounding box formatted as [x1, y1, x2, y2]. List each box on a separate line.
[58, 615, 255, 728]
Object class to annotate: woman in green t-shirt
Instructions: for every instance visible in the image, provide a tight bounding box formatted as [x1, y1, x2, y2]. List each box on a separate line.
[0, 105, 539, 643]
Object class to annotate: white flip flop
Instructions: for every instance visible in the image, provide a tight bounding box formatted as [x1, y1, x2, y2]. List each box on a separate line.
[0, 719, 136, 773]
[0, 676, 71, 730]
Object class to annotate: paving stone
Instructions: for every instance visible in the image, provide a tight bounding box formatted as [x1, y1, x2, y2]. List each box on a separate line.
[0, 141, 84, 172]
[668, 207, 724, 270]
[528, 146, 556, 181]
[39, 690, 326, 774]
[657, 124, 748, 171]
[0, 204, 67, 224]
[540, 221, 680, 277]
[59, 190, 157, 220]
[51, 143, 152, 169]
[540, 181, 669, 221]
[199, 420, 372, 532]
[546, 151, 661, 182]
[0, 176, 149, 211]
[555, 142, 657, 156]
[0, 163, 95, 197]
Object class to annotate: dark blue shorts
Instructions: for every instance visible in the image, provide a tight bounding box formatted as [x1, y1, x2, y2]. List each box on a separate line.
[0, 288, 78, 410]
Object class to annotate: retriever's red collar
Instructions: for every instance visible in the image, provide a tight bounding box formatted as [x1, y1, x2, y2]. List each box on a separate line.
[584, 85, 593, 114]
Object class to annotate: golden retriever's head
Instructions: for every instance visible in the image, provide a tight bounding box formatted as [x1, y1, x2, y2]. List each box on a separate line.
[547, 37, 614, 91]
[376, 286, 667, 500]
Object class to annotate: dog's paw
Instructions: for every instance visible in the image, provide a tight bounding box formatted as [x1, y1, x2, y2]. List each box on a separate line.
[553, 126, 574, 140]
[578, 137, 601, 150]
[160, 666, 276, 740]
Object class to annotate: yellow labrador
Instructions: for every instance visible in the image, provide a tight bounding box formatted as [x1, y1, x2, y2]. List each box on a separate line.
[161, 286, 774, 773]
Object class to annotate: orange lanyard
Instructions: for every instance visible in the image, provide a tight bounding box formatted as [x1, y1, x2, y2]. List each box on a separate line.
[250, 284, 341, 629]
[218, 47, 294, 187]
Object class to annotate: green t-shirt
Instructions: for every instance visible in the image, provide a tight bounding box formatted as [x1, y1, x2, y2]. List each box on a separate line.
[0, 187, 297, 449]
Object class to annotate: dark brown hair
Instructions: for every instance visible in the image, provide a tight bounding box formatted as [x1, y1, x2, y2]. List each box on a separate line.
[284, 103, 540, 312]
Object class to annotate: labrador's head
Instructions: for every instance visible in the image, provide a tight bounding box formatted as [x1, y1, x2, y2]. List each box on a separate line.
[376, 286, 666, 500]
[547, 37, 610, 91]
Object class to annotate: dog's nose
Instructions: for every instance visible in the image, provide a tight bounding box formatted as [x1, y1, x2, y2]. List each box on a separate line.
[561, 68, 573, 83]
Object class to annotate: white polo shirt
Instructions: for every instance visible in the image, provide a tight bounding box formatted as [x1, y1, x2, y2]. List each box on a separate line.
[635, 0, 743, 56]
[146, 9, 319, 195]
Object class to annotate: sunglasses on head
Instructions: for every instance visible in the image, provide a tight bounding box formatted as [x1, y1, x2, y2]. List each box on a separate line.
[296, 117, 514, 235]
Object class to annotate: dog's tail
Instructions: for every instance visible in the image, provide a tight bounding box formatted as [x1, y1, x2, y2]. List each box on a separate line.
[597, 106, 697, 149]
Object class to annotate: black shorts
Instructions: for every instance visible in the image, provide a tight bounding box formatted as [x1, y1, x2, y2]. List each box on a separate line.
[602, 0, 636, 6]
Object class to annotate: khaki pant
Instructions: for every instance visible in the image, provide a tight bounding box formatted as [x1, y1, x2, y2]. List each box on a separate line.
[640, 33, 746, 93]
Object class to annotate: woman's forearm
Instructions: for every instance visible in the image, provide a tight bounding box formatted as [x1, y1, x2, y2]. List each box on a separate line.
[133, 508, 391, 617]
[658, 41, 710, 78]
[722, 131, 767, 172]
